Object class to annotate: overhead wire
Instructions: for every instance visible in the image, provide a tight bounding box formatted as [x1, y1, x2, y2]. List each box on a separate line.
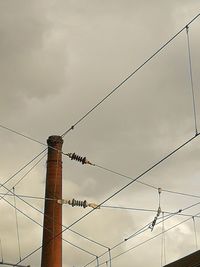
[192, 216, 198, 250]
[13, 187, 22, 262]
[14, 133, 200, 266]
[0, 179, 109, 257]
[97, 210, 200, 267]
[1, 13, 200, 266]
[61, 13, 200, 137]
[161, 212, 166, 267]
[83, 197, 200, 267]
[186, 25, 198, 136]
[0, 152, 47, 203]
[83, 210, 183, 267]
[0, 124, 47, 147]
[0, 148, 47, 196]
[0, 239, 3, 263]
[93, 163, 200, 199]
[101, 205, 200, 219]
[1, 196, 97, 260]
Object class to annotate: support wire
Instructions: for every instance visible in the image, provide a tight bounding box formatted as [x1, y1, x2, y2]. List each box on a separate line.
[0, 239, 3, 263]
[13, 187, 22, 261]
[192, 216, 198, 250]
[161, 212, 166, 267]
[186, 25, 198, 135]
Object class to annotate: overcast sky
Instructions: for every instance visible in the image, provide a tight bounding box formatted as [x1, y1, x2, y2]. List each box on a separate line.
[0, 1, 200, 267]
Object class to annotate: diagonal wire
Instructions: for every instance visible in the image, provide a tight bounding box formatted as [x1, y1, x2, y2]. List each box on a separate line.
[61, 13, 200, 137]
[0, 124, 47, 147]
[186, 25, 198, 136]
[2, 196, 97, 259]
[0, 180, 108, 253]
[0, 148, 47, 195]
[83, 198, 200, 267]
[98, 211, 200, 266]
[14, 133, 200, 266]
[0, 181, 108, 256]
[0, 152, 47, 203]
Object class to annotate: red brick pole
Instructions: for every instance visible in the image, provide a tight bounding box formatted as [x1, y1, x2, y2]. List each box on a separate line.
[41, 136, 63, 267]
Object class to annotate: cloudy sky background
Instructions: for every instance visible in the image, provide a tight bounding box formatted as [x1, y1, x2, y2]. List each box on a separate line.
[0, 1, 200, 266]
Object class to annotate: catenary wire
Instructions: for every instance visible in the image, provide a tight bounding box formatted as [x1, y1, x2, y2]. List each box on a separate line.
[101, 205, 200, 218]
[82, 209, 185, 267]
[1, 13, 199, 266]
[0, 124, 62, 153]
[98, 211, 200, 267]
[94, 164, 200, 199]
[0, 143, 106, 257]
[1, 196, 97, 259]
[83, 190, 200, 266]
[0, 178, 109, 253]
[14, 133, 200, 266]
[0, 124, 47, 147]
[186, 26, 198, 135]
[0, 148, 47, 196]
[61, 13, 200, 137]
[0, 152, 47, 203]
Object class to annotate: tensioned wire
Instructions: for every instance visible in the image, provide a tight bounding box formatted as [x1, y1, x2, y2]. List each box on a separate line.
[14, 133, 200, 266]
[5, 185, 200, 267]
[0, 159, 108, 256]
[0, 12, 199, 266]
[2, 196, 98, 259]
[186, 26, 198, 136]
[97, 210, 200, 267]
[61, 13, 200, 137]
[0, 158, 110, 259]
[82, 199, 200, 267]
[0, 153, 109, 252]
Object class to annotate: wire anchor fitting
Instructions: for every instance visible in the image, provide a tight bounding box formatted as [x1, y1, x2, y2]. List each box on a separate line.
[57, 198, 100, 209]
[65, 152, 94, 165]
[149, 188, 162, 231]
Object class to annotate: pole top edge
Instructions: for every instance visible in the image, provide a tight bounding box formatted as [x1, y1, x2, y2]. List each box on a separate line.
[47, 135, 63, 145]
